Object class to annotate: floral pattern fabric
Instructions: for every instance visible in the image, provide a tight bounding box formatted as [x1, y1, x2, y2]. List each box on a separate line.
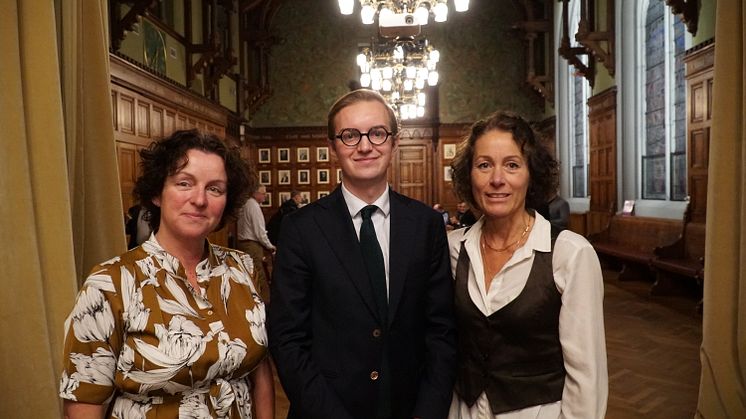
[60, 236, 267, 418]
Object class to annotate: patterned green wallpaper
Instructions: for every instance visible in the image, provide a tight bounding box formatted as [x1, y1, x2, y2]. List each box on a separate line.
[250, 0, 543, 127]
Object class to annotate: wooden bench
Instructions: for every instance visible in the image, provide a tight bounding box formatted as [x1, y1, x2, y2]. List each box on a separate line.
[589, 215, 683, 281]
[650, 204, 705, 299]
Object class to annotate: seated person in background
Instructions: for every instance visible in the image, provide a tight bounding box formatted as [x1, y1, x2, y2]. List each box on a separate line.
[450, 201, 477, 229]
[125, 204, 152, 249]
[547, 193, 570, 231]
[60, 129, 274, 418]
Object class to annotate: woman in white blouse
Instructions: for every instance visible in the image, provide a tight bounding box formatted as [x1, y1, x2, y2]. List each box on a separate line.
[447, 111, 607, 419]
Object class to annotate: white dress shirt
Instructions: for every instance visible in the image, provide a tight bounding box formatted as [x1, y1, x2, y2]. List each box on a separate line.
[237, 197, 275, 250]
[341, 184, 391, 297]
[447, 212, 608, 419]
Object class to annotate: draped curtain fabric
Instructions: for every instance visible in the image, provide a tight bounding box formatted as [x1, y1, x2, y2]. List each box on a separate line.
[697, 1, 746, 417]
[0, 0, 124, 416]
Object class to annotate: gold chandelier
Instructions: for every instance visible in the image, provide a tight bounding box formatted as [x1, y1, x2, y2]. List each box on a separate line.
[357, 37, 439, 120]
[338, 0, 469, 25]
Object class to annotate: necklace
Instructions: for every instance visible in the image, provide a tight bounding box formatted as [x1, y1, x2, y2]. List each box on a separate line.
[481, 219, 530, 253]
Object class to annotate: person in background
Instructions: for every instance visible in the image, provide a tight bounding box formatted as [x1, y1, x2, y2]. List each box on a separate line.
[547, 193, 570, 231]
[60, 129, 274, 418]
[266, 190, 302, 246]
[125, 204, 153, 249]
[450, 201, 477, 229]
[433, 203, 451, 228]
[447, 111, 607, 418]
[269, 89, 457, 419]
[237, 184, 275, 302]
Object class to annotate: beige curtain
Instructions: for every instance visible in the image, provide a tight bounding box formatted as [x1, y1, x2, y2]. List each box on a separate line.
[0, 0, 124, 416]
[697, 0, 746, 417]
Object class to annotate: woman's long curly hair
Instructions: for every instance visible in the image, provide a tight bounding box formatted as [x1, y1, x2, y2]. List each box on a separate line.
[133, 129, 255, 232]
[450, 110, 558, 211]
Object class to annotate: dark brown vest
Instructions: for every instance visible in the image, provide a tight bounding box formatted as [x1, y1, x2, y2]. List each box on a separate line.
[453, 231, 565, 414]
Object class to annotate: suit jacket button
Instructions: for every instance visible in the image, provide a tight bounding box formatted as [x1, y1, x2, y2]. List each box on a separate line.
[370, 371, 379, 380]
[372, 328, 382, 338]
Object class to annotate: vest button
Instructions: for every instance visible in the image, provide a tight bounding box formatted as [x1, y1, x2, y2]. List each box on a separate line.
[372, 328, 382, 338]
[370, 371, 379, 380]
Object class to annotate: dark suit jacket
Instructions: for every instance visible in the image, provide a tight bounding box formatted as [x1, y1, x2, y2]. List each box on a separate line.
[268, 187, 457, 419]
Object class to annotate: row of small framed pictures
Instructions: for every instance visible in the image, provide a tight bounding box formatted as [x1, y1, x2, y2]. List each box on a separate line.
[259, 168, 342, 185]
[260, 190, 331, 207]
[258, 146, 329, 164]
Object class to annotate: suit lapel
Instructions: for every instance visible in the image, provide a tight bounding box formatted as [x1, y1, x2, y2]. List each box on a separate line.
[387, 190, 415, 326]
[314, 187, 380, 321]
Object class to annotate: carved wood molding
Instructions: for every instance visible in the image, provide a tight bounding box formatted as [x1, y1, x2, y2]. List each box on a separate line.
[575, 0, 615, 76]
[665, 0, 699, 35]
[110, 0, 157, 51]
[512, 0, 554, 105]
[110, 53, 230, 127]
[558, 0, 595, 87]
[241, 1, 284, 116]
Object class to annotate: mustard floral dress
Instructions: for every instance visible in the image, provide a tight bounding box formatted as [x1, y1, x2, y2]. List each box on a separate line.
[59, 236, 267, 418]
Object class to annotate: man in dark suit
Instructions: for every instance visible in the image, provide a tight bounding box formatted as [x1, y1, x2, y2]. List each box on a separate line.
[268, 89, 457, 419]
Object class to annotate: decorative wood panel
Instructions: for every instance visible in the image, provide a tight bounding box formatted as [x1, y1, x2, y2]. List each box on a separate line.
[437, 123, 471, 214]
[684, 40, 714, 224]
[587, 87, 617, 235]
[395, 142, 431, 205]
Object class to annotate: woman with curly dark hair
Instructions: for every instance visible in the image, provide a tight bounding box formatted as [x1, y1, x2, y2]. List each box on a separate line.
[447, 111, 607, 418]
[60, 129, 274, 418]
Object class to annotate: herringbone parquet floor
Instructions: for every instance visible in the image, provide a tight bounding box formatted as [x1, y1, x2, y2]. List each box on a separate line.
[270, 270, 703, 419]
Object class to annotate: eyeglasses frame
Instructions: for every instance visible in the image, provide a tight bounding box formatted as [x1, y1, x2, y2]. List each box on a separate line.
[334, 125, 394, 146]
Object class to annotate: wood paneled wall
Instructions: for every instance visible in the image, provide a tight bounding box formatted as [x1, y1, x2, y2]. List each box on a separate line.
[437, 123, 471, 214]
[587, 87, 617, 235]
[246, 125, 440, 215]
[110, 54, 233, 245]
[684, 41, 714, 224]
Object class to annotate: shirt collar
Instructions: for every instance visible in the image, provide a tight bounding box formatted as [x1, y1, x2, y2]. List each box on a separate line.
[341, 183, 391, 218]
[142, 233, 219, 280]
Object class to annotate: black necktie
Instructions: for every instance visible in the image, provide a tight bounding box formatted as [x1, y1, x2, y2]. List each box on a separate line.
[359, 205, 388, 322]
[359, 204, 391, 418]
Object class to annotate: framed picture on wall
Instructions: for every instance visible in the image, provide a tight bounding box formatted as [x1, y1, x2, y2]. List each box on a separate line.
[317, 190, 329, 199]
[336, 168, 342, 183]
[297, 147, 310, 163]
[317, 169, 330, 184]
[278, 170, 291, 185]
[298, 169, 310, 184]
[260, 192, 271, 207]
[317, 146, 329, 162]
[259, 170, 271, 185]
[278, 148, 290, 163]
[258, 148, 271, 163]
[279, 191, 291, 203]
[444, 166, 453, 182]
[443, 143, 456, 159]
[300, 191, 311, 205]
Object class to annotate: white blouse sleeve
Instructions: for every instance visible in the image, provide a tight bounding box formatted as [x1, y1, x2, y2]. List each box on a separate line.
[553, 231, 608, 418]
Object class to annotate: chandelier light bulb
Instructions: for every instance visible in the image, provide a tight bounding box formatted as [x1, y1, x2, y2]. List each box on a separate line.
[338, 0, 354, 15]
[433, 2, 448, 22]
[360, 73, 372, 87]
[428, 71, 439, 86]
[371, 78, 382, 90]
[406, 66, 416, 78]
[415, 78, 425, 89]
[429, 49, 440, 63]
[414, 5, 429, 25]
[417, 106, 426, 118]
[361, 4, 376, 24]
[417, 67, 429, 80]
[382, 66, 394, 79]
[392, 91, 400, 100]
[403, 79, 414, 91]
[394, 46, 404, 60]
[371, 68, 382, 81]
[454, 0, 470, 12]
[382, 79, 393, 91]
[356, 53, 367, 67]
[417, 92, 426, 105]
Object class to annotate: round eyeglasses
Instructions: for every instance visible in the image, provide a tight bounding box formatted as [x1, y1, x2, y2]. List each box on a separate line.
[335, 126, 393, 146]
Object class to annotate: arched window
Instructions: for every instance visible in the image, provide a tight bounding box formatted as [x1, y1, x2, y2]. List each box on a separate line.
[555, 0, 590, 207]
[641, 1, 687, 201]
[618, 0, 688, 218]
